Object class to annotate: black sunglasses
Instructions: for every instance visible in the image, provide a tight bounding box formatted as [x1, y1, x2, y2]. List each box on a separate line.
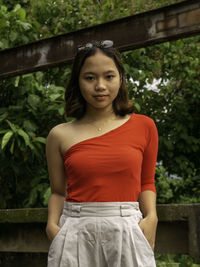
[77, 40, 114, 51]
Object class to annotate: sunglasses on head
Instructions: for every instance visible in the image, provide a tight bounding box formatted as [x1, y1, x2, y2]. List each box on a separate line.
[77, 40, 114, 51]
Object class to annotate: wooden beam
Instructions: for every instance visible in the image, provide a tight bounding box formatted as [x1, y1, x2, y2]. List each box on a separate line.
[0, 0, 200, 78]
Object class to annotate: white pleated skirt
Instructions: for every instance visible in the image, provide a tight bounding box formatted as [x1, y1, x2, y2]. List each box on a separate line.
[47, 201, 156, 267]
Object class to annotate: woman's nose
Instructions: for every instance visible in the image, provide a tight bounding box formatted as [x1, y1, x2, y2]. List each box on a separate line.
[95, 79, 106, 91]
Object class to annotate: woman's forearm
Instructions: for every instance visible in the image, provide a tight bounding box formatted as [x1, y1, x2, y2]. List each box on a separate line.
[46, 193, 65, 241]
[47, 192, 65, 226]
[139, 190, 157, 218]
[138, 190, 158, 250]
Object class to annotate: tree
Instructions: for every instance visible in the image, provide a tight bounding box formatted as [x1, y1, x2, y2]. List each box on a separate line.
[123, 38, 200, 179]
[0, 0, 199, 208]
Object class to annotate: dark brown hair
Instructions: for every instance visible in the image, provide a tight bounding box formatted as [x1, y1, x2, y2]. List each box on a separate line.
[65, 41, 134, 119]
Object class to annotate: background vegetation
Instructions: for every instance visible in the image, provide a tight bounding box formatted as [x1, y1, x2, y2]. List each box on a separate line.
[155, 254, 200, 266]
[0, 0, 200, 209]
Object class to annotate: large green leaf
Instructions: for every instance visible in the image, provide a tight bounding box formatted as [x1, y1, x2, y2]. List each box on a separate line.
[43, 187, 51, 206]
[0, 129, 8, 134]
[23, 120, 37, 132]
[50, 93, 62, 101]
[1, 131, 13, 150]
[18, 21, 32, 31]
[58, 106, 65, 116]
[17, 129, 30, 146]
[27, 94, 40, 109]
[17, 8, 26, 21]
[10, 139, 15, 154]
[13, 4, 21, 12]
[33, 137, 46, 144]
[6, 120, 17, 132]
[0, 112, 8, 122]
[9, 31, 18, 42]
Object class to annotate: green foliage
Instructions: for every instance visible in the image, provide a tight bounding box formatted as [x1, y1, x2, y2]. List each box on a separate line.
[0, 0, 199, 208]
[155, 165, 173, 204]
[155, 254, 200, 266]
[155, 165, 200, 204]
[0, 68, 71, 208]
[123, 36, 200, 179]
[0, 2, 38, 49]
[0, 0, 184, 49]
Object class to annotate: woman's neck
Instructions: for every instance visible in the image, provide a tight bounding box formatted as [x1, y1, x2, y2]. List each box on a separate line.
[83, 107, 117, 123]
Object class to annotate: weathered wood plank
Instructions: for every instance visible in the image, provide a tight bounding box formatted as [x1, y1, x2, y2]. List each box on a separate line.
[0, 204, 200, 258]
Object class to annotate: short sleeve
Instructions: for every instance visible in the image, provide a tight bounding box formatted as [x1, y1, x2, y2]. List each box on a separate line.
[141, 118, 158, 193]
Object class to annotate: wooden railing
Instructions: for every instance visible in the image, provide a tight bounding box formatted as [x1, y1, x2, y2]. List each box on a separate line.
[0, 204, 200, 261]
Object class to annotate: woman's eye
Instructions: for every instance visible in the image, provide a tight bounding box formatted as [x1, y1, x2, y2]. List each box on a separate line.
[106, 75, 114, 80]
[85, 76, 94, 81]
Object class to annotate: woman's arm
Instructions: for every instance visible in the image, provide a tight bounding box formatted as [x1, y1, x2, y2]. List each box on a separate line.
[139, 118, 158, 250]
[138, 190, 158, 251]
[45, 127, 66, 241]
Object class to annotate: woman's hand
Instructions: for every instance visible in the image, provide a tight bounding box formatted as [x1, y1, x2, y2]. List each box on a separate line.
[46, 223, 61, 242]
[138, 215, 158, 251]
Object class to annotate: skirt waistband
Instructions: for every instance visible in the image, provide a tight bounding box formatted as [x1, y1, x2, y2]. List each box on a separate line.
[63, 201, 141, 217]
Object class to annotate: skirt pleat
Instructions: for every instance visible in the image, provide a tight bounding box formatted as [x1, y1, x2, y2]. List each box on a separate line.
[61, 218, 80, 267]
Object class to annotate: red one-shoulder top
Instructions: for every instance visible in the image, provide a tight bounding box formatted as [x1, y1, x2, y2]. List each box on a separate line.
[63, 113, 158, 202]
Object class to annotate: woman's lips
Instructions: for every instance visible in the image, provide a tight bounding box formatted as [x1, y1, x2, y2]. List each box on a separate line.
[94, 95, 108, 101]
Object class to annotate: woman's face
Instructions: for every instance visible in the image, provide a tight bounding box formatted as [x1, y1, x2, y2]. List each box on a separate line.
[79, 50, 121, 112]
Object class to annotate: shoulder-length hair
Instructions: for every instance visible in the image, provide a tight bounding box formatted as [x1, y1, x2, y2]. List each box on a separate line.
[65, 41, 134, 119]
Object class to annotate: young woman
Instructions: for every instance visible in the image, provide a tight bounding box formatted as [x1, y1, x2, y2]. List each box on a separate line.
[46, 40, 158, 267]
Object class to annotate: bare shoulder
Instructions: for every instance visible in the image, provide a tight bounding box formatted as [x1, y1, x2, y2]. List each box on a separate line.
[48, 121, 74, 138]
[46, 120, 78, 155]
[46, 121, 73, 146]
